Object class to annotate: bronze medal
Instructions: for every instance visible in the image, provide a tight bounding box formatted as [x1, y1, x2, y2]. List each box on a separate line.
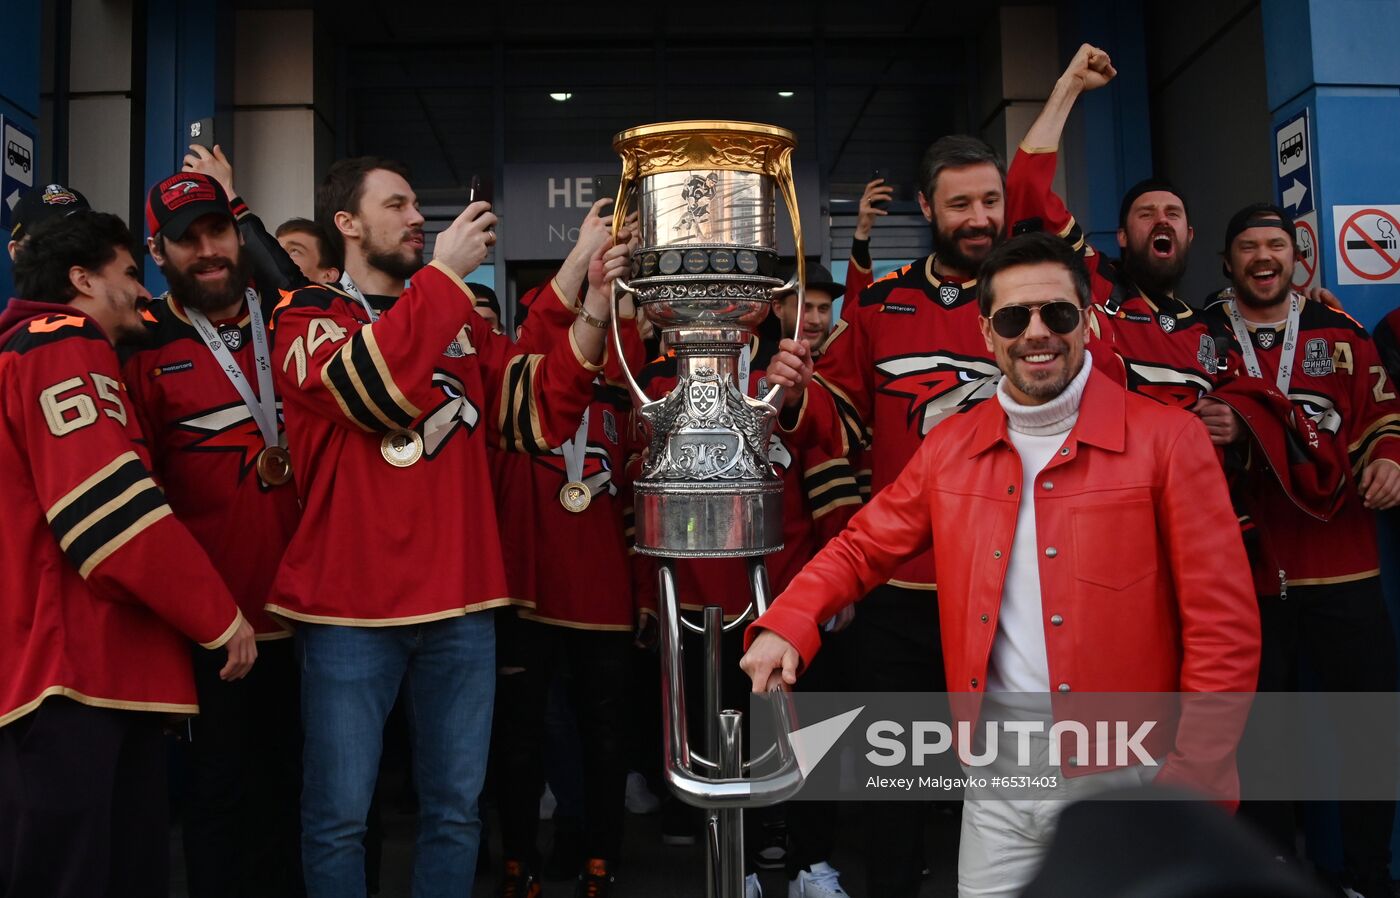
[559, 480, 591, 513]
[380, 429, 424, 467]
[256, 445, 293, 486]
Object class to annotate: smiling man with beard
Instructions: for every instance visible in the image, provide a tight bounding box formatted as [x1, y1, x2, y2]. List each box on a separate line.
[1200, 204, 1400, 898]
[1006, 44, 1226, 416]
[122, 170, 308, 897]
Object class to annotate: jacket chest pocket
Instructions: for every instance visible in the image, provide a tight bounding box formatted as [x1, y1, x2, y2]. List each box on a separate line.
[1070, 499, 1158, 590]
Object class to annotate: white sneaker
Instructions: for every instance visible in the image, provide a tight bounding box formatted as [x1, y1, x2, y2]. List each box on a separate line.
[624, 770, 661, 814]
[746, 872, 763, 898]
[787, 861, 848, 898]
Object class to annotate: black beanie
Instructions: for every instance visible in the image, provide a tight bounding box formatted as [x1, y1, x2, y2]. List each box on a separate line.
[1118, 178, 1188, 228]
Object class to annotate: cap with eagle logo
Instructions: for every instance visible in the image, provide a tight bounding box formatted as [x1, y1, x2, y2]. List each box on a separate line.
[145, 171, 233, 240]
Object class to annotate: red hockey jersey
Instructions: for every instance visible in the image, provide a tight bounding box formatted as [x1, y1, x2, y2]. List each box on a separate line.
[633, 338, 863, 618]
[490, 275, 648, 630]
[124, 294, 300, 637]
[266, 261, 602, 625]
[1203, 295, 1400, 589]
[791, 256, 1004, 589]
[1007, 146, 1218, 408]
[0, 301, 243, 728]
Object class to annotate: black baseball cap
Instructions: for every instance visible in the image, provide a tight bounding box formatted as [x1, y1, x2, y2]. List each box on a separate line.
[10, 183, 91, 241]
[1223, 202, 1295, 252]
[776, 262, 844, 300]
[145, 172, 233, 240]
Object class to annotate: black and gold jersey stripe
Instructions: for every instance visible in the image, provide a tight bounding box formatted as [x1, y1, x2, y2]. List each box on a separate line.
[803, 456, 862, 520]
[1349, 413, 1400, 472]
[45, 451, 170, 578]
[497, 353, 550, 454]
[813, 371, 865, 453]
[321, 326, 422, 432]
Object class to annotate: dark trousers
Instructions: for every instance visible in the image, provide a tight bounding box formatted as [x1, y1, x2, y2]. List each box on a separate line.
[495, 616, 633, 869]
[848, 584, 944, 898]
[0, 697, 168, 898]
[784, 617, 851, 878]
[1239, 577, 1398, 883]
[183, 638, 304, 897]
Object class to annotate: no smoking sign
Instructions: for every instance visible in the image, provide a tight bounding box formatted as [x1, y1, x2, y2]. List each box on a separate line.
[1332, 204, 1400, 285]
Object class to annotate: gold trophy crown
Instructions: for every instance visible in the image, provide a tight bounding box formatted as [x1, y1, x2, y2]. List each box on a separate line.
[605, 120, 806, 558]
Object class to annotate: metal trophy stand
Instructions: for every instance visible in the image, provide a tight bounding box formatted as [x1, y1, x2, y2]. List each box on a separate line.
[606, 121, 808, 898]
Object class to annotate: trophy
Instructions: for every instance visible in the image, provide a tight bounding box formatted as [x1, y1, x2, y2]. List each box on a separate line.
[608, 121, 805, 898]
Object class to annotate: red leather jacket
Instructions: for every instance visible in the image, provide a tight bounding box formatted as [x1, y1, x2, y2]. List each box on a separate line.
[750, 367, 1260, 796]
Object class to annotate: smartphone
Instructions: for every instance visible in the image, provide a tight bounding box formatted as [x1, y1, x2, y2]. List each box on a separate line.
[870, 168, 891, 205]
[592, 174, 622, 206]
[467, 174, 494, 206]
[188, 117, 215, 150]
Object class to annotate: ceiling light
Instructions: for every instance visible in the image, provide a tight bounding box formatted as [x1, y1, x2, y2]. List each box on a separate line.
[550, 92, 573, 102]
[777, 90, 795, 98]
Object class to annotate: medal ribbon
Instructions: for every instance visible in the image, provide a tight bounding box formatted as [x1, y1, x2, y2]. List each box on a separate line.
[562, 405, 590, 487]
[339, 272, 379, 322]
[186, 288, 279, 450]
[1226, 292, 1302, 395]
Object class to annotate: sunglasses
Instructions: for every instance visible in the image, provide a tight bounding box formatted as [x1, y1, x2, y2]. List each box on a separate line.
[985, 301, 1084, 339]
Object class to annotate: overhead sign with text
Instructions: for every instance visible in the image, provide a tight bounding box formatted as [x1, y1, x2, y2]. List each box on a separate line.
[500, 162, 819, 261]
[1274, 109, 1314, 218]
[1332, 204, 1400, 286]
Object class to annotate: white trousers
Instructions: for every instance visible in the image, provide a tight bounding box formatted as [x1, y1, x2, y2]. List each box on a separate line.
[956, 763, 1154, 897]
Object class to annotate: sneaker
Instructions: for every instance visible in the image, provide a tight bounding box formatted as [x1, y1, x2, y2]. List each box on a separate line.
[575, 858, 613, 898]
[754, 819, 787, 870]
[625, 770, 661, 814]
[787, 862, 848, 898]
[498, 859, 542, 898]
[745, 872, 763, 898]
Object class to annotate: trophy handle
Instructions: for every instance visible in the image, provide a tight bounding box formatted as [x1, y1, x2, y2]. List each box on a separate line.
[606, 159, 655, 409]
[610, 277, 654, 408]
[759, 157, 805, 409]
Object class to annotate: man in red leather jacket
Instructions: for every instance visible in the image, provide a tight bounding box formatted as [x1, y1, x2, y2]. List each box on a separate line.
[742, 232, 1260, 898]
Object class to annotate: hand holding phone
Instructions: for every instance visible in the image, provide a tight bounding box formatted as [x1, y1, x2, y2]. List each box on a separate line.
[467, 174, 494, 207]
[188, 117, 215, 151]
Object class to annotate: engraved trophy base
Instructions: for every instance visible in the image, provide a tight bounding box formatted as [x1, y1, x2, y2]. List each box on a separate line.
[633, 479, 783, 557]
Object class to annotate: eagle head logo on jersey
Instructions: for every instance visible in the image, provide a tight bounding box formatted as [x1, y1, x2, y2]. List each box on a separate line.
[1289, 389, 1342, 436]
[1126, 361, 1214, 409]
[938, 283, 961, 306]
[874, 351, 1001, 435]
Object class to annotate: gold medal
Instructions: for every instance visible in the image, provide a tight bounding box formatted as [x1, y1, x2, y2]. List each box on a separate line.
[559, 480, 591, 513]
[256, 445, 293, 486]
[380, 429, 424, 467]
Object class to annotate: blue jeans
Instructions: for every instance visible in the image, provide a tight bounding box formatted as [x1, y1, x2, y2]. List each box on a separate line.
[298, 613, 495, 898]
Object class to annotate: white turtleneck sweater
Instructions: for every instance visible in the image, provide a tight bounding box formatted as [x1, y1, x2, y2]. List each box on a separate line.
[986, 353, 1093, 694]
